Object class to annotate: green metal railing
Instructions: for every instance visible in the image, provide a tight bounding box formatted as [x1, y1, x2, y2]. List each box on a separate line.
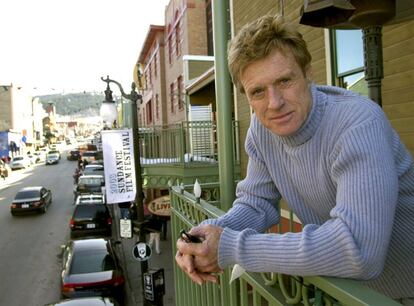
[138, 121, 240, 167]
[170, 184, 401, 306]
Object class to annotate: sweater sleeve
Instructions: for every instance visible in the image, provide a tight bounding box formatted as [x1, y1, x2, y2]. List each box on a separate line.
[201, 127, 281, 232]
[218, 119, 399, 280]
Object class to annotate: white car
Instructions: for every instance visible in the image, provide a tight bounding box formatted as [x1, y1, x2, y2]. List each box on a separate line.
[75, 194, 105, 205]
[46, 153, 60, 165]
[47, 150, 61, 159]
[33, 151, 46, 163]
[10, 156, 31, 170]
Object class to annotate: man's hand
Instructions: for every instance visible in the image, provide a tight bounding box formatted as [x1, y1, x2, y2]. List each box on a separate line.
[175, 225, 224, 285]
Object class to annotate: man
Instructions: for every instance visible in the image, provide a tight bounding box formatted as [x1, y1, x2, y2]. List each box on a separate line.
[175, 14, 414, 302]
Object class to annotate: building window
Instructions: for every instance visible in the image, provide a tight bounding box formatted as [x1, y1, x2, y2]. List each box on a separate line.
[170, 83, 175, 113]
[146, 100, 152, 125]
[168, 25, 173, 64]
[331, 29, 367, 96]
[149, 64, 152, 87]
[206, 0, 214, 56]
[156, 94, 159, 120]
[144, 70, 148, 90]
[154, 51, 158, 78]
[175, 11, 181, 57]
[177, 76, 183, 110]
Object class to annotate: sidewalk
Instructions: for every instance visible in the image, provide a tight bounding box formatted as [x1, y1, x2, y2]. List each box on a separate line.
[0, 165, 38, 191]
[112, 207, 175, 306]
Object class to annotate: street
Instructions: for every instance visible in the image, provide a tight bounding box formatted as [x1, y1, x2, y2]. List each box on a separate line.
[0, 153, 76, 305]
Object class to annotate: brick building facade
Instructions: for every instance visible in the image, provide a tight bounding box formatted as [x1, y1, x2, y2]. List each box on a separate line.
[137, 0, 210, 127]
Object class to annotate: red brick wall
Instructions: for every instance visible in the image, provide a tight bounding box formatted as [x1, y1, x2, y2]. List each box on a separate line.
[164, 0, 208, 124]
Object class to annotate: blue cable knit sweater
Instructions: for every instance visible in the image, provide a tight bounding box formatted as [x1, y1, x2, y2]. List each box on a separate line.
[203, 85, 414, 299]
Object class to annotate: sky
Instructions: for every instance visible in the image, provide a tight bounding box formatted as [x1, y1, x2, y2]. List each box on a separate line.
[0, 0, 169, 96]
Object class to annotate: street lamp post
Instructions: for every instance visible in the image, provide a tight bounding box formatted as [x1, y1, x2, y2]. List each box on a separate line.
[100, 75, 148, 304]
[99, 81, 118, 128]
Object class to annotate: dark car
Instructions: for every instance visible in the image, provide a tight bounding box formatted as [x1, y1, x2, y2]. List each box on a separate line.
[81, 151, 98, 163]
[69, 204, 112, 238]
[10, 186, 52, 215]
[73, 175, 105, 202]
[61, 239, 124, 302]
[45, 296, 119, 306]
[67, 150, 80, 161]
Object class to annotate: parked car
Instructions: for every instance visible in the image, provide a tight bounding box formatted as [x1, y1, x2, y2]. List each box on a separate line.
[60, 239, 124, 301]
[81, 151, 98, 163]
[73, 175, 105, 201]
[75, 194, 105, 205]
[26, 153, 37, 165]
[83, 164, 104, 176]
[10, 156, 32, 170]
[10, 186, 52, 215]
[46, 152, 60, 165]
[69, 203, 112, 238]
[0, 159, 11, 178]
[33, 151, 46, 163]
[48, 149, 61, 159]
[89, 160, 104, 166]
[45, 296, 119, 306]
[67, 150, 80, 161]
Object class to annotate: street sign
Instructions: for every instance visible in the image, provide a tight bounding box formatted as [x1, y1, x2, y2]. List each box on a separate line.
[132, 242, 152, 261]
[120, 218, 132, 238]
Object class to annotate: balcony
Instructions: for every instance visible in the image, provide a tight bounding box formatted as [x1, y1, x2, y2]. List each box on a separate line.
[138, 121, 241, 189]
[170, 183, 401, 306]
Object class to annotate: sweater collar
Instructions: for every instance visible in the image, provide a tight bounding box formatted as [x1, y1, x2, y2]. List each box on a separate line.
[277, 84, 326, 147]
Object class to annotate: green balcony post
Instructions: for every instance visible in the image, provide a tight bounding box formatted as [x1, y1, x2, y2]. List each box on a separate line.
[180, 122, 186, 165]
[212, 0, 235, 211]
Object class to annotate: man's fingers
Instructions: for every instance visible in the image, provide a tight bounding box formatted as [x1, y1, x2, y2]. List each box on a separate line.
[188, 271, 206, 285]
[177, 238, 204, 256]
[175, 251, 195, 274]
[189, 226, 206, 237]
[199, 272, 219, 284]
[194, 256, 220, 273]
[175, 251, 207, 285]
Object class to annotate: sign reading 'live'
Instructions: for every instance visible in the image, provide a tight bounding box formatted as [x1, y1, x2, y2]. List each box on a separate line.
[147, 195, 171, 216]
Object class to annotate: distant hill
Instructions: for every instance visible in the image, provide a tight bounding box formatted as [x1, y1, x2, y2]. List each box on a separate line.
[37, 92, 106, 116]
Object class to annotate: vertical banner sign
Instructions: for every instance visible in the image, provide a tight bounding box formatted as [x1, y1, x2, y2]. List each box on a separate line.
[101, 129, 136, 204]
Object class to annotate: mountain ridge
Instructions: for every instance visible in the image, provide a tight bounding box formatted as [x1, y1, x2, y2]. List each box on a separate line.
[37, 92, 106, 116]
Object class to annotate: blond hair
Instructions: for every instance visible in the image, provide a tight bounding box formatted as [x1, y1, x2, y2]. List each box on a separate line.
[228, 14, 312, 92]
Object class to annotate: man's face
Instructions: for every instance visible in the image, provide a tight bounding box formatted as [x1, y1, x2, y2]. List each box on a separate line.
[241, 49, 312, 137]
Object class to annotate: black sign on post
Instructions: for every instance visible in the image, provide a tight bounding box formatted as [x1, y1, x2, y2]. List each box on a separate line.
[143, 268, 165, 305]
[144, 273, 155, 302]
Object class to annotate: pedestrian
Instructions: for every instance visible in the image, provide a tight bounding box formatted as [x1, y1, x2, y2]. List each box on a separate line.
[144, 203, 163, 255]
[83, 159, 89, 169]
[73, 167, 81, 184]
[77, 156, 83, 170]
[175, 14, 414, 303]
